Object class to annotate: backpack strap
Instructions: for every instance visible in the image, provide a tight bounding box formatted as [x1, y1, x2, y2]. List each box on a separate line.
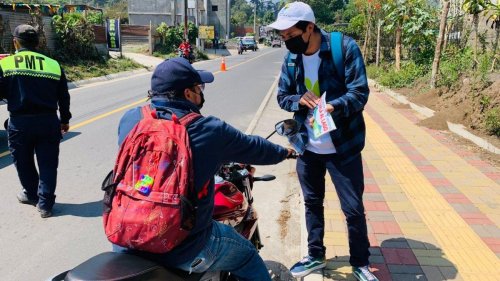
[330, 32, 345, 81]
[141, 105, 158, 119]
[179, 112, 202, 127]
[286, 52, 298, 91]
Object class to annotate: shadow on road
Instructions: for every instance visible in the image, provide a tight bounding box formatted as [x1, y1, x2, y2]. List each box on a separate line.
[265, 260, 295, 281]
[53, 200, 102, 218]
[324, 237, 457, 281]
[0, 131, 81, 169]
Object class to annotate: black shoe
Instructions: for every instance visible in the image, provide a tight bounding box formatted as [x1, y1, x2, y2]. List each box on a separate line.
[36, 204, 52, 218]
[17, 192, 38, 206]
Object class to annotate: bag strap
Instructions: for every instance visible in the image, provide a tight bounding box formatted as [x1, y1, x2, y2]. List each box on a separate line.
[330, 32, 345, 81]
[141, 104, 158, 119]
[179, 112, 202, 127]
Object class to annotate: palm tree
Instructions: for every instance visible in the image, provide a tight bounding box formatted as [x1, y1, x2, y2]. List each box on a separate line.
[485, 1, 499, 71]
[461, 0, 489, 66]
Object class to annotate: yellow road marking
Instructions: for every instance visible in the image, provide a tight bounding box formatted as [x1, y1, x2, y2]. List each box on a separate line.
[69, 98, 147, 131]
[0, 49, 281, 159]
[365, 113, 500, 280]
[0, 98, 147, 159]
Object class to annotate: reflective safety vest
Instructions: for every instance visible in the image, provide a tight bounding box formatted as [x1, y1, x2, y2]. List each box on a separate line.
[0, 51, 61, 80]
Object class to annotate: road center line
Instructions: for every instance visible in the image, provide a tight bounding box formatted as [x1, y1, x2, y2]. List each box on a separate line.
[0, 49, 282, 159]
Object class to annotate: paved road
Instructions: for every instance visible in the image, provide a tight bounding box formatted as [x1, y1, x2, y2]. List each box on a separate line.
[0, 47, 289, 281]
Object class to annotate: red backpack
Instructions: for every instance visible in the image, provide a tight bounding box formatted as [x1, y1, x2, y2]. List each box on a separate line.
[103, 105, 201, 253]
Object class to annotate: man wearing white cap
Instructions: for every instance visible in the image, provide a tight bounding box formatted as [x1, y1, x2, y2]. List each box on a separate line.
[268, 2, 378, 281]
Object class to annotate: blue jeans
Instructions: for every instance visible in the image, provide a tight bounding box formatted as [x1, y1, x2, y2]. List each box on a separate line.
[296, 150, 370, 267]
[8, 115, 61, 210]
[114, 221, 271, 281]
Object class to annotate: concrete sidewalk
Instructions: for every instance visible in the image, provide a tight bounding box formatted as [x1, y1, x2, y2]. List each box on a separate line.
[251, 83, 500, 280]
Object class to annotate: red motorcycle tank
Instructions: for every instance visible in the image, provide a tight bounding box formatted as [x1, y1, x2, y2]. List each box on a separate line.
[213, 176, 248, 226]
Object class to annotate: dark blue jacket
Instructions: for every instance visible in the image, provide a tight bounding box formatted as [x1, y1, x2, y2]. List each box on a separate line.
[277, 30, 369, 164]
[117, 97, 288, 265]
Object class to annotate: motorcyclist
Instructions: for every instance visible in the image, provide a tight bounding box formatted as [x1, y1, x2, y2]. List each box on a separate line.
[179, 40, 193, 62]
[114, 57, 295, 281]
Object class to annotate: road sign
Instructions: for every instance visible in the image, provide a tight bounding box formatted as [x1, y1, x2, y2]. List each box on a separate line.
[199, 26, 215, 39]
[106, 18, 121, 52]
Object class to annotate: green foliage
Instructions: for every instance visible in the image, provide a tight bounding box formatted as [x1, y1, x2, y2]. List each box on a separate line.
[104, 0, 129, 24]
[231, 0, 254, 26]
[366, 64, 383, 80]
[86, 11, 104, 25]
[383, 0, 438, 62]
[301, 0, 345, 24]
[438, 47, 473, 87]
[52, 13, 100, 62]
[485, 107, 500, 136]
[462, 0, 489, 15]
[377, 61, 428, 88]
[156, 22, 198, 54]
[61, 57, 143, 82]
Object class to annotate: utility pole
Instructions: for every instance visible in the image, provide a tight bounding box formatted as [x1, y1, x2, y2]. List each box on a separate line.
[184, 0, 188, 41]
[253, 0, 257, 39]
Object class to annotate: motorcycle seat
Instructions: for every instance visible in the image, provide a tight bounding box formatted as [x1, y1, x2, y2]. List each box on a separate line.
[64, 252, 200, 281]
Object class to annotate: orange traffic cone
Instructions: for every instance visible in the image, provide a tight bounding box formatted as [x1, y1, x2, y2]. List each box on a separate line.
[220, 56, 227, 72]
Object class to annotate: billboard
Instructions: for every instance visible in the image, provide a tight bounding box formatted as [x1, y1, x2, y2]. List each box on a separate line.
[199, 26, 215, 39]
[106, 18, 121, 51]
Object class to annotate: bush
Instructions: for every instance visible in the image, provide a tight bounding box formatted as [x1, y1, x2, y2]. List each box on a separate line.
[52, 13, 100, 62]
[438, 47, 473, 88]
[378, 61, 428, 88]
[156, 22, 199, 54]
[366, 65, 383, 80]
[485, 108, 500, 136]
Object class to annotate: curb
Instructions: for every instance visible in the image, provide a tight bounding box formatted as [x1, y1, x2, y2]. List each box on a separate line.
[245, 75, 280, 134]
[67, 68, 149, 90]
[369, 79, 500, 155]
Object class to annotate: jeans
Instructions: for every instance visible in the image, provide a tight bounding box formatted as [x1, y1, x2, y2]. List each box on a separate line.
[8, 115, 61, 210]
[114, 221, 272, 281]
[296, 150, 370, 267]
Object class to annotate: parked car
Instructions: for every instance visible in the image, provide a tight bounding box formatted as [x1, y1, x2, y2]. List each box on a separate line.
[240, 37, 258, 51]
[271, 39, 282, 48]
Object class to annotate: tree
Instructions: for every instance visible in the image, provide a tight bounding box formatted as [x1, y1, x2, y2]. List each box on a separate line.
[354, 0, 383, 62]
[461, 0, 489, 66]
[485, 1, 500, 71]
[384, 0, 436, 70]
[301, 0, 346, 24]
[431, 0, 451, 89]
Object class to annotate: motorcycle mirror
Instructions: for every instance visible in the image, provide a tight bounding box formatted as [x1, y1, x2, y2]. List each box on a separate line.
[275, 119, 299, 137]
[253, 174, 276, 182]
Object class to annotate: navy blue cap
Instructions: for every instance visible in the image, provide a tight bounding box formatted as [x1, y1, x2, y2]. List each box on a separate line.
[151, 57, 214, 93]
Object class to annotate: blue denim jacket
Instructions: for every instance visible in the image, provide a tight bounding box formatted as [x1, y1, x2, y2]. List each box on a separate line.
[277, 30, 369, 165]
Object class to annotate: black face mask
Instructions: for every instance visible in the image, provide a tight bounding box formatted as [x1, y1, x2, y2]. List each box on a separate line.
[196, 91, 205, 109]
[285, 32, 310, 54]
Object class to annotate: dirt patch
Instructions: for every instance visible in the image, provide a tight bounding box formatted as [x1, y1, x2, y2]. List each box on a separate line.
[277, 209, 291, 240]
[388, 74, 500, 165]
[392, 103, 411, 109]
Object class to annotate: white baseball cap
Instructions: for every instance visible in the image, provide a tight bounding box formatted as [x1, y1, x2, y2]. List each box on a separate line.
[266, 2, 315, 31]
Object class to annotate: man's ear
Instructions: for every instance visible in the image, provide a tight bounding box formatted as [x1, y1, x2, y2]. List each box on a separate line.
[184, 88, 196, 102]
[307, 22, 314, 33]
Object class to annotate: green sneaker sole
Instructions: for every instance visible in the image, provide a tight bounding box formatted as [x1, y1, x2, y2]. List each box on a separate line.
[290, 262, 326, 278]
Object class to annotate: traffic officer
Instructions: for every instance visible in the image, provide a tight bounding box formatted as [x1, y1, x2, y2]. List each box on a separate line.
[0, 24, 71, 218]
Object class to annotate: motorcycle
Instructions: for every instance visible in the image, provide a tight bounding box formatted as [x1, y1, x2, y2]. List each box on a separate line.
[47, 119, 299, 281]
[179, 47, 195, 64]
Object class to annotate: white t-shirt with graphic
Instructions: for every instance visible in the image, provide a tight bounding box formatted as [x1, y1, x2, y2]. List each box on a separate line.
[302, 50, 336, 154]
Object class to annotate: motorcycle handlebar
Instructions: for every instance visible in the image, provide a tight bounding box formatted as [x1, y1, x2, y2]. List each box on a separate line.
[286, 150, 298, 159]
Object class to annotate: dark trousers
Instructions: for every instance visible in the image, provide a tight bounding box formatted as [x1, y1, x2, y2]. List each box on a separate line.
[8, 115, 61, 210]
[296, 150, 370, 267]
